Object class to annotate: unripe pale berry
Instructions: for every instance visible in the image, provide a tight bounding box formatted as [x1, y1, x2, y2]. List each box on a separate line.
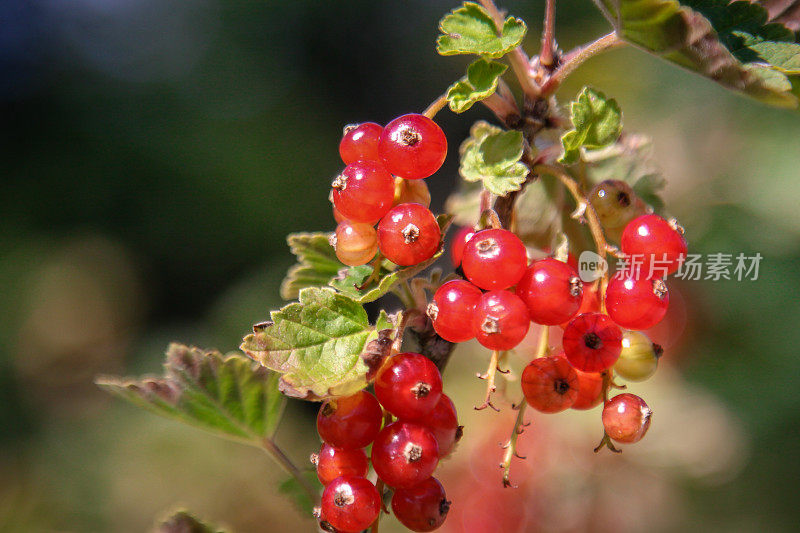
[614, 330, 663, 381]
[590, 179, 647, 230]
[332, 221, 378, 266]
[394, 177, 431, 208]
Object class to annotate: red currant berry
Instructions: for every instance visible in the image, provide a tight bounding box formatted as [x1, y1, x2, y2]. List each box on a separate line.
[602, 393, 652, 444]
[471, 290, 530, 351]
[428, 280, 482, 343]
[332, 221, 378, 266]
[374, 353, 443, 420]
[378, 114, 447, 179]
[394, 177, 431, 208]
[339, 122, 383, 165]
[562, 313, 623, 372]
[571, 367, 604, 410]
[461, 229, 528, 290]
[521, 354, 579, 413]
[371, 421, 439, 488]
[391, 477, 450, 532]
[313, 444, 369, 486]
[559, 282, 600, 328]
[605, 274, 669, 330]
[516, 258, 583, 326]
[333, 206, 347, 224]
[317, 391, 383, 449]
[331, 161, 394, 224]
[320, 475, 381, 532]
[449, 226, 475, 267]
[417, 394, 459, 457]
[614, 330, 663, 382]
[377, 203, 441, 266]
[621, 214, 687, 275]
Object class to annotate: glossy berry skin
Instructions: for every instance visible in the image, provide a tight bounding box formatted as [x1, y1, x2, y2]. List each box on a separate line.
[461, 229, 528, 290]
[333, 221, 378, 266]
[313, 444, 369, 486]
[590, 179, 647, 230]
[521, 354, 579, 413]
[378, 114, 447, 179]
[615, 330, 663, 382]
[621, 214, 687, 275]
[333, 206, 347, 224]
[428, 280, 482, 343]
[559, 282, 600, 329]
[374, 353, 443, 420]
[394, 177, 431, 208]
[449, 226, 475, 267]
[417, 394, 459, 457]
[562, 313, 623, 372]
[332, 161, 394, 224]
[471, 290, 530, 351]
[605, 274, 669, 330]
[377, 203, 441, 266]
[320, 475, 381, 533]
[391, 477, 450, 532]
[317, 390, 383, 449]
[371, 421, 439, 488]
[602, 393, 652, 444]
[516, 258, 583, 325]
[339, 122, 383, 165]
[571, 368, 604, 410]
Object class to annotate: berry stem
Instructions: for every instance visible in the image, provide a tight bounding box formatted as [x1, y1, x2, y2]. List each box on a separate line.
[593, 371, 622, 453]
[501, 401, 529, 487]
[261, 437, 320, 507]
[357, 253, 386, 290]
[539, 0, 556, 69]
[535, 324, 550, 359]
[541, 32, 624, 95]
[478, 0, 541, 99]
[475, 350, 502, 411]
[423, 94, 449, 119]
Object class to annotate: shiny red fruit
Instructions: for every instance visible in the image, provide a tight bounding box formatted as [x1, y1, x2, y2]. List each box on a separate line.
[472, 290, 530, 351]
[314, 444, 369, 486]
[559, 282, 600, 328]
[605, 274, 669, 330]
[331, 160, 394, 224]
[316, 390, 383, 449]
[339, 122, 383, 165]
[374, 353, 443, 420]
[571, 367, 604, 410]
[562, 313, 623, 372]
[450, 226, 475, 267]
[428, 280, 482, 343]
[377, 203, 441, 266]
[602, 393, 653, 444]
[416, 394, 460, 457]
[391, 477, 450, 532]
[378, 114, 447, 179]
[521, 354, 579, 413]
[516, 258, 583, 325]
[320, 475, 381, 532]
[621, 214, 687, 275]
[371, 421, 439, 488]
[461, 229, 528, 290]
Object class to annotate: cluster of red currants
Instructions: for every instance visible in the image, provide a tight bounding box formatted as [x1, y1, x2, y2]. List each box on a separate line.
[314, 353, 459, 533]
[430, 210, 686, 446]
[330, 114, 447, 267]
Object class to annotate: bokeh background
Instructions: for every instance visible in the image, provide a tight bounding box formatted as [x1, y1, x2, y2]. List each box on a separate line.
[2, 1, 799, 531]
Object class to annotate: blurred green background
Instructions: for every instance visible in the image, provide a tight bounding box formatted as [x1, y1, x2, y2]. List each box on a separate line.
[1, 1, 799, 531]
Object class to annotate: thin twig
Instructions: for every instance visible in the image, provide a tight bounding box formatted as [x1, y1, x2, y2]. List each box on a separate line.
[593, 371, 622, 453]
[478, 0, 541, 99]
[475, 350, 501, 411]
[542, 32, 624, 94]
[262, 438, 319, 507]
[535, 323, 550, 359]
[423, 94, 449, 119]
[500, 402, 529, 487]
[540, 0, 556, 68]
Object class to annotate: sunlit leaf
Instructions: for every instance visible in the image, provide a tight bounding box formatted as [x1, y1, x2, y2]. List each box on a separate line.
[280, 232, 340, 300]
[559, 87, 622, 165]
[446, 58, 508, 112]
[459, 121, 530, 196]
[437, 2, 526, 58]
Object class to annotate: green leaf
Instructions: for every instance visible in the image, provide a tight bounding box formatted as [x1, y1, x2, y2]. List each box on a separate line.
[279, 472, 323, 516]
[240, 288, 395, 401]
[459, 121, 530, 196]
[153, 509, 227, 533]
[446, 58, 508, 113]
[596, 0, 800, 108]
[280, 232, 341, 300]
[559, 87, 622, 165]
[97, 344, 285, 446]
[437, 2, 527, 58]
[329, 215, 453, 303]
[582, 133, 667, 213]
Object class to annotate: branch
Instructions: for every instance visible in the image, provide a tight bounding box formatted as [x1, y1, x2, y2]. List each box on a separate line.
[500, 402, 529, 487]
[542, 32, 624, 94]
[262, 438, 319, 507]
[423, 94, 448, 119]
[539, 0, 556, 69]
[475, 350, 501, 411]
